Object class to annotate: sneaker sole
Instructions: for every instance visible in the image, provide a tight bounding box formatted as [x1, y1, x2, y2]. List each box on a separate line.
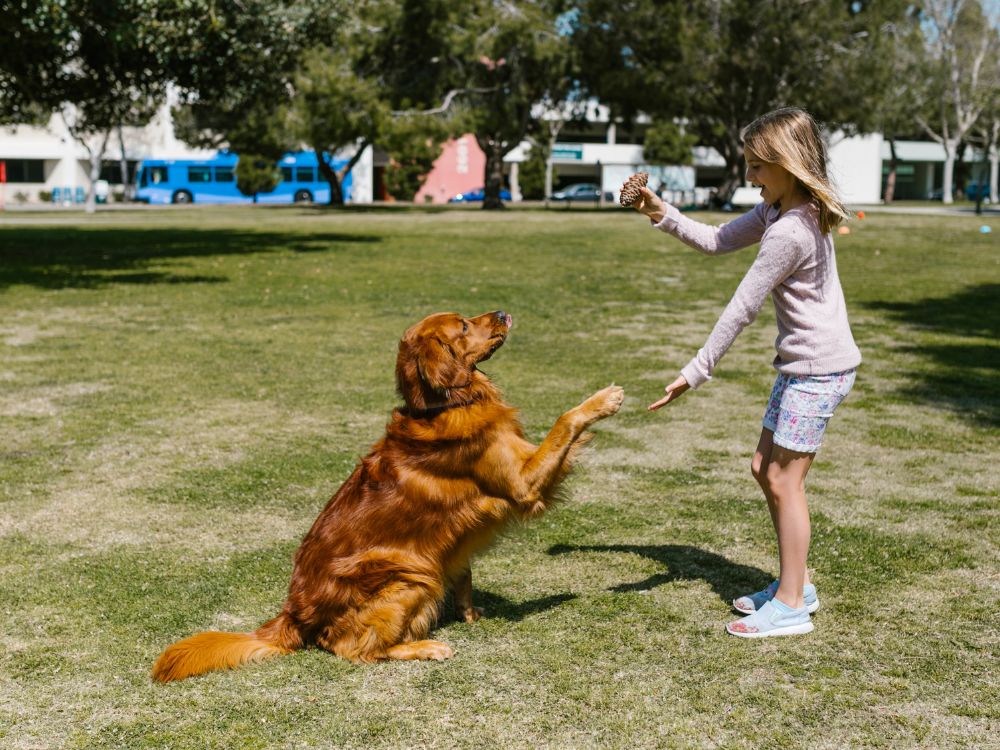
[726, 620, 815, 638]
[732, 598, 821, 616]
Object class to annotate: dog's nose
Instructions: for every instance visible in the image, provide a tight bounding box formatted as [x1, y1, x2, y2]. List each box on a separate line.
[495, 310, 512, 328]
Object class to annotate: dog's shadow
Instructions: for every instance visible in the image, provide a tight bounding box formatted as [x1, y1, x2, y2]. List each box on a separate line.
[443, 590, 578, 624]
[547, 543, 772, 605]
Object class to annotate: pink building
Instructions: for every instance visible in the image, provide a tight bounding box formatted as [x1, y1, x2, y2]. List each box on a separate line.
[414, 134, 487, 204]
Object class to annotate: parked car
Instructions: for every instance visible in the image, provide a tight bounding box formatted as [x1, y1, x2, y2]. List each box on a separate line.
[965, 181, 991, 201]
[448, 187, 512, 203]
[551, 183, 614, 203]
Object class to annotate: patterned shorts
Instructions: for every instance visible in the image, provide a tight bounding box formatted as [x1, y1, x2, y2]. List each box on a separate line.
[762, 369, 857, 453]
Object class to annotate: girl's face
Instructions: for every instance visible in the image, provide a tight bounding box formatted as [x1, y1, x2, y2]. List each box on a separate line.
[744, 148, 800, 207]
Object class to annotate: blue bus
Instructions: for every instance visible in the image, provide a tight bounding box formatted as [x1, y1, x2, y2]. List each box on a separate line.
[135, 151, 353, 205]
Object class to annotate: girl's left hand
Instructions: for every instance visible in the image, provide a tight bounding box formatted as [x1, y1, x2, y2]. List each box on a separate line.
[648, 375, 689, 411]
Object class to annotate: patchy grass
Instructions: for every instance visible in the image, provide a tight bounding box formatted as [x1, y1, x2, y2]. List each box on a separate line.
[0, 205, 997, 749]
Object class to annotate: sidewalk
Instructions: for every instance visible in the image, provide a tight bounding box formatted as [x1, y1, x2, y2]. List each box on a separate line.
[851, 203, 999, 217]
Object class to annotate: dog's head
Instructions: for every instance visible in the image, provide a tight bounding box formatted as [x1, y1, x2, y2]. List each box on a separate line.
[396, 310, 513, 413]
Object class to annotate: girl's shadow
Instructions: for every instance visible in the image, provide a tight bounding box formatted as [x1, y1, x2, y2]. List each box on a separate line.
[547, 543, 772, 604]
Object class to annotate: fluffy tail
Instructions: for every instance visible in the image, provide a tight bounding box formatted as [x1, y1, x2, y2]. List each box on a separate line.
[151, 613, 300, 683]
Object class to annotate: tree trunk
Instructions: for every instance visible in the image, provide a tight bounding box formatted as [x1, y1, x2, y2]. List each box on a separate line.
[990, 142, 998, 204]
[84, 130, 111, 214]
[883, 138, 898, 204]
[118, 126, 130, 201]
[316, 146, 344, 206]
[478, 135, 506, 210]
[544, 133, 555, 209]
[714, 129, 744, 205]
[941, 139, 956, 204]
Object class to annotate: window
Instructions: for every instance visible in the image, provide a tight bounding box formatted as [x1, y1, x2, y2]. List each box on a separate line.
[2, 159, 45, 183]
[296, 167, 315, 183]
[214, 166, 234, 182]
[99, 160, 139, 183]
[187, 166, 212, 183]
[140, 166, 169, 187]
[280, 167, 293, 182]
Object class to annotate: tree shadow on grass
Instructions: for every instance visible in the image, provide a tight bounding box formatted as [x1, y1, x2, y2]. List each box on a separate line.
[0, 226, 382, 290]
[863, 283, 1000, 426]
[548, 543, 771, 606]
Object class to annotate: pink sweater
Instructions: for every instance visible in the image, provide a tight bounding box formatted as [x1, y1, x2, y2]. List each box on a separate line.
[654, 201, 861, 389]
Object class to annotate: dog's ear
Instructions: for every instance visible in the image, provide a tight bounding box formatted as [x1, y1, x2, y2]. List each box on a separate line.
[416, 337, 467, 393]
[396, 332, 467, 411]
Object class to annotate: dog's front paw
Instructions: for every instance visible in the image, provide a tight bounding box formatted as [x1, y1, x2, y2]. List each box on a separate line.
[457, 606, 484, 624]
[582, 384, 625, 421]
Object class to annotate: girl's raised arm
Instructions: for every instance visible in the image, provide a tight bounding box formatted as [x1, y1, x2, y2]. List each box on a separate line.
[633, 186, 769, 255]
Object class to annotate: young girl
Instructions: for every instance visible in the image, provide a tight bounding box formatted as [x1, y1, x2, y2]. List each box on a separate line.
[629, 107, 861, 638]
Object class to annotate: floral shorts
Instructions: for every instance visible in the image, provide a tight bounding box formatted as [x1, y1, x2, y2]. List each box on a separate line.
[762, 369, 857, 453]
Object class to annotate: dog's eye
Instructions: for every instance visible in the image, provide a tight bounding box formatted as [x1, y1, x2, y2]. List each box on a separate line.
[461, 321, 468, 334]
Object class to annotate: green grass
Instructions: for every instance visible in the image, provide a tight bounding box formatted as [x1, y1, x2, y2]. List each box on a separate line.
[1, 205, 997, 749]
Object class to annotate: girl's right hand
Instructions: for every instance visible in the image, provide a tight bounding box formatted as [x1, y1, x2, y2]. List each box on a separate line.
[647, 375, 689, 411]
[633, 186, 666, 223]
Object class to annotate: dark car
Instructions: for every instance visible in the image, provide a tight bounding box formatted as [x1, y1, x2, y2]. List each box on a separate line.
[448, 187, 512, 203]
[551, 183, 614, 203]
[966, 181, 991, 201]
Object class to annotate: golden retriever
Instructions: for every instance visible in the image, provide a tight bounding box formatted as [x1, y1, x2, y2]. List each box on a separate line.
[151, 310, 623, 681]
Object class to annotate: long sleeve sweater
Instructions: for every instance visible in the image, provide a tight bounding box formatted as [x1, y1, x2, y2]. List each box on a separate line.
[653, 200, 861, 389]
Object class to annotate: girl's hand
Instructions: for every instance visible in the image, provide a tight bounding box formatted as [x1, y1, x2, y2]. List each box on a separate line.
[634, 186, 666, 224]
[648, 375, 689, 411]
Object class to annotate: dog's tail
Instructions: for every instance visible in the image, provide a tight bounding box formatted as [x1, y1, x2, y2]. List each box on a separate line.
[151, 612, 302, 683]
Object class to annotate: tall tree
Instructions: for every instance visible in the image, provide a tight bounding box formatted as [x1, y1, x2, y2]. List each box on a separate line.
[290, 44, 386, 205]
[455, 1, 577, 209]
[823, 2, 927, 202]
[0, 1, 71, 124]
[166, 1, 339, 172]
[1, 0, 168, 212]
[569, 0, 914, 202]
[916, 0, 999, 203]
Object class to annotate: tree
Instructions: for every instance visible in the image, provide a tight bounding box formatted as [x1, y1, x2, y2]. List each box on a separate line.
[569, 0, 915, 202]
[642, 121, 697, 166]
[235, 154, 282, 203]
[290, 45, 386, 205]
[517, 142, 557, 200]
[0, 1, 71, 125]
[1, 1, 169, 212]
[166, 1, 339, 182]
[380, 114, 449, 201]
[916, 0, 999, 203]
[822, 2, 927, 202]
[447, 0, 579, 209]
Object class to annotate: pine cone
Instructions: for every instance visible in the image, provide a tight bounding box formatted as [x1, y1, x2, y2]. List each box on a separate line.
[619, 172, 649, 207]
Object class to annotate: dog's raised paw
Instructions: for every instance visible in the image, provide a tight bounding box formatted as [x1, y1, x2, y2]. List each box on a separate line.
[584, 384, 625, 419]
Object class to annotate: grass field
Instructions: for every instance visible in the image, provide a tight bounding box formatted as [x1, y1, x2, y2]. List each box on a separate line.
[0, 205, 997, 749]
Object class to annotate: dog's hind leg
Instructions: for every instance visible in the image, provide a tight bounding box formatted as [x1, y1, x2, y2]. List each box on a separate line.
[327, 580, 450, 663]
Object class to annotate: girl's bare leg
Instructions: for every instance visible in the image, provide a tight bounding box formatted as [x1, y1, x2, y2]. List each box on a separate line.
[763, 443, 815, 608]
[751, 428, 813, 593]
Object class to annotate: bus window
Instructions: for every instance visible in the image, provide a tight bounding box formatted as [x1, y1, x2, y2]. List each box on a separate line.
[188, 166, 212, 183]
[144, 166, 168, 185]
[296, 167, 315, 182]
[280, 167, 293, 182]
[215, 166, 234, 182]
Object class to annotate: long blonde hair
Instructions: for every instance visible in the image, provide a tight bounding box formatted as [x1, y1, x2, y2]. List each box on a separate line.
[741, 107, 849, 234]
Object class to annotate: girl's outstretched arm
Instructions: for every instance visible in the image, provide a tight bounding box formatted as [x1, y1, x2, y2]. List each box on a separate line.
[633, 186, 768, 255]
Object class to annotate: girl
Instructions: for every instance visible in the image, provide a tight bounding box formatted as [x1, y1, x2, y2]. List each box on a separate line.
[629, 107, 861, 638]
